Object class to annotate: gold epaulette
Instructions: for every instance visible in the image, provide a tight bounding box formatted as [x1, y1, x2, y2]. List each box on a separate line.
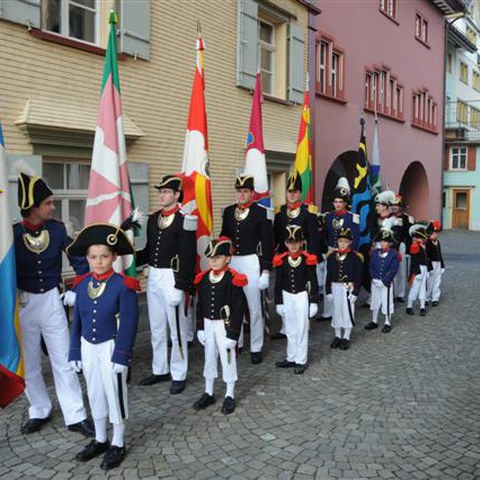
[307, 204, 318, 214]
[355, 251, 364, 263]
[275, 205, 282, 214]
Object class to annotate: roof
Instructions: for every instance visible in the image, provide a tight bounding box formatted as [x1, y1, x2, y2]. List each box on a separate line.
[430, 0, 468, 15]
[447, 23, 477, 52]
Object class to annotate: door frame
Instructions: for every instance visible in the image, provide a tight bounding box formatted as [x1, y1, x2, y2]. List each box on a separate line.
[451, 188, 471, 229]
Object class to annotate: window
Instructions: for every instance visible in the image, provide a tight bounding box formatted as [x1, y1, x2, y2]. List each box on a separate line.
[457, 99, 468, 124]
[450, 147, 467, 170]
[412, 90, 438, 132]
[473, 71, 480, 91]
[467, 25, 477, 46]
[258, 19, 275, 95]
[315, 34, 345, 101]
[379, 0, 398, 21]
[415, 13, 429, 45]
[460, 62, 469, 84]
[470, 106, 480, 129]
[365, 67, 403, 120]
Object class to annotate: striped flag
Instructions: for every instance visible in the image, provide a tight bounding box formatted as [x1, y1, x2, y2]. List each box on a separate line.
[85, 11, 135, 275]
[243, 73, 269, 203]
[294, 82, 314, 204]
[181, 35, 213, 271]
[371, 115, 381, 195]
[0, 119, 25, 408]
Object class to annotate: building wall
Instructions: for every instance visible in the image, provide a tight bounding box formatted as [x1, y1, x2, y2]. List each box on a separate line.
[313, 0, 446, 220]
[0, 0, 310, 233]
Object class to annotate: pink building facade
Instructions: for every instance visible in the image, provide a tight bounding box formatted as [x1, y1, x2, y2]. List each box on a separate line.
[312, 0, 466, 219]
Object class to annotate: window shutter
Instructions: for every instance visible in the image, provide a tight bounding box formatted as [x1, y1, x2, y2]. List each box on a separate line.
[6, 154, 42, 223]
[444, 146, 450, 171]
[288, 22, 305, 104]
[467, 146, 476, 171]
[0, 0, 40, 28]
[118, 0, 150, 61]
[128, 161, 149, 249]
[237, 0, 258, 89]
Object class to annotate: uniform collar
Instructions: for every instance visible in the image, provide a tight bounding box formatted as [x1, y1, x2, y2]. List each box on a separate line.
[237, 201, 253, 210]
[287, 202, 302, 210]
[334, 209, 347, 216]
[22, 219, 45, 231]
[211, 267, 228, 275]
[288, 251, 303, 259]
[161, 205, 180, 216]
[92, 269, 115, 281]
[337, 248, 351, 254]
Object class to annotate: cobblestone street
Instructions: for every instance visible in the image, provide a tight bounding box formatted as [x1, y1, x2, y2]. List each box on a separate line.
[1, 230, 479, 480]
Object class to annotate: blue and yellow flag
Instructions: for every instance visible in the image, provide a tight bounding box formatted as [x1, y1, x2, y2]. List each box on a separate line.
[0, 120, 25, 408]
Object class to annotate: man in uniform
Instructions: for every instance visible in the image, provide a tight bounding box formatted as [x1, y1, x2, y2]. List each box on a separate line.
[137, 175, 197, 394]
[220, 174, 273, 364]
[13, 171, 92, 436]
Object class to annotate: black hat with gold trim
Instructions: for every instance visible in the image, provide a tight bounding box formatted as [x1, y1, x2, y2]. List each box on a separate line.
[17, 172, 53, 212]
[333, 177, 351, 202]
[234, 174, 254, 190]
[205, 236, 233, 258]
[154, 174, 183, 202]
[338, 227, 353, 241]
[374, 229, 395, 243]
[409, 224, 428, 240]
[285, 225, 304, 243]
[286, 171, 302, 192]
[66, 223, 135, 257]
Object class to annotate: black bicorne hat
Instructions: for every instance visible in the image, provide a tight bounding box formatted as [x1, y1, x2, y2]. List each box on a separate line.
[205, 237, 233, 258]
[286, 171, 302, 192]
[154, 174, 183, 202]
[285, 225, 304, 243]
[234, 174, 255, 190]
[374, 229, 395, 243]
[66, 223, 135, 257]
[17, 173, 54, 211]
[338, 227, 353, 241]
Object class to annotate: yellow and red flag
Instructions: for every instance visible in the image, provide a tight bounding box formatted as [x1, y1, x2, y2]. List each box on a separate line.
[294, 84, 314, 204]
[181, 35, 213, 271]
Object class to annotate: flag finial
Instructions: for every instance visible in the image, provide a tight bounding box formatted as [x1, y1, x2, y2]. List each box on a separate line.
[197, 20, 202, 37]
[109, 9, 117, 25]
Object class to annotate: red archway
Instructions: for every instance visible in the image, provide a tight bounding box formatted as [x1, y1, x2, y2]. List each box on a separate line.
[399, 161, 429, 220]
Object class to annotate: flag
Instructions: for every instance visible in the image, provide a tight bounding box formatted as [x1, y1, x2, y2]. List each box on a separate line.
[181, 35, 213, 271]
[243, 73, 269, 203]
[351, 118, 373, 251]
[85, 11, 135, 274]
[0, 120, 25, 408]
[294, 82, 314, 204]
[371, 115, 381, 196]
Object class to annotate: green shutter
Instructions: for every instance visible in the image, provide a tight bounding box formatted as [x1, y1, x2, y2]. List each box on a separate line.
[0, 0, 40, 28]
[237, 0, 258, 89]
[288, 22, 305, 104]
[128, 161, 149, 249]
[118, 0, 151, 61]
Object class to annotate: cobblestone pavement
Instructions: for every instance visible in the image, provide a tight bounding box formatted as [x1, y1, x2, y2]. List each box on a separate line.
[1, 230, 480, 480]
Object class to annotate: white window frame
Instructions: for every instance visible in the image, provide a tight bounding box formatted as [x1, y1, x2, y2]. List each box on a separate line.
[318, 40, 327, 94]
[450, 147, 467, 170]
[258, 17, 276, 96]
[331, 51, 339, 97]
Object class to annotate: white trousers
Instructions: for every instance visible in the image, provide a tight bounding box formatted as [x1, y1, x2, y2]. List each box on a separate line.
[370, 282, 394, 316]
[393, 243, 407, 298]
[146, 267, 188, 380]
[426, 261, 443, 302]
[19, 288, 86, 425]
[81, 338, 128, 424]
[331, 282, 355, 329]
[316, 261, 326, 288]
[283, 291, 309, 365]
[203, 319, 237, 383]
[229, 254, 263, 353]
[408, 265, 427, 307]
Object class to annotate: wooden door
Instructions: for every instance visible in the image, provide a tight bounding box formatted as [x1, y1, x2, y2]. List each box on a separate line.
[452, 189, 470, 229]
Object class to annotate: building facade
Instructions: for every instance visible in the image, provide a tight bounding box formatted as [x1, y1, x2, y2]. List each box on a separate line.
[312, 0, 465, 221]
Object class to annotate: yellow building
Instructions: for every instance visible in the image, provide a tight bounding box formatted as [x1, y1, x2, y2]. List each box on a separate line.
[1, 0, 320, 245]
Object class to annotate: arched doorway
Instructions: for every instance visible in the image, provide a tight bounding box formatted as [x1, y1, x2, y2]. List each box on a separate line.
[399, 162, 429, 220]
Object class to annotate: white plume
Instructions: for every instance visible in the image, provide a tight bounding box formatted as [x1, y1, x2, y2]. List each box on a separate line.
[13, 159, 36, 177]
[336, 177, 351, 194]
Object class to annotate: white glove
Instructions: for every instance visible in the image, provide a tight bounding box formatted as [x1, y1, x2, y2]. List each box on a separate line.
[197, 330, 205, 346]
[349, 294, 357, 304]
[258, 271, 269, 290]
[225, 338, 237, 350]
[168, 288, 183, 307]
[326, 293, 333, 302]
[441, 268, 445, 274]
[276, 305, 284, 316]
[112, 363, 128, 375]
[373, 279, 384, 288]
[61, 291, 76, 307]
[309, 304, 318, 318]
[70, 360, 82, 373]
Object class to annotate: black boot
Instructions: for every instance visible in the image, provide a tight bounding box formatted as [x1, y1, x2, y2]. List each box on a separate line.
[381, 324, 392, 333]
[294, 364, 307, 374]
[330, 337, 342, 349]
[339, 339, 351, 350]
[67, 419, 95, 438]
[170, 380, 186, 394]
[364, 321, 378, 330]
[419, 308, 427, 316]
[100, 445, 127, 471]
[76, 440, 109, 461]
[406, 307, 415, 315]
[275, 359, 296, 368]
[193, 393, 215, 410]
[221, 396, 236, 415]
[138, 373, 170, 386]
[21, 416, 51, 434]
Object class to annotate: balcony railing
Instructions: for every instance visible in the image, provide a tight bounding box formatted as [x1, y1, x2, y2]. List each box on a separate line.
[445, 99, 480, 142]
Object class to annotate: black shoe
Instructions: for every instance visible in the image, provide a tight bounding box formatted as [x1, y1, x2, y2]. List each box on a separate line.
[396, 297, 405, 303]
[339, 339, 351, 351]
[330, 337, 342, 349]
[170, 380, 186, 394]
[67, 419, 95, 438]
[21, 416, 51, 434]
[419, 308, 427, 317]
[362, 302, 371, 308]
[221, 396, 236, 415]
[275, 359, 296, 368]
[432, 301, 439, 307]
[193, 393, 216, 410]
[294, 364, 307, 374]
[424, 301, 430, 306]
[320, 315, 332, 321]
[382, 324, 392, 333]
[251, 352, 263, 364]
[100, 445, 127, 471]
[76, 439, 109, 461]
[138, 373, 170, 386]
[406, 307, 415, 316]
[270, 332, 287, 340]
[364, 321, 378, 330]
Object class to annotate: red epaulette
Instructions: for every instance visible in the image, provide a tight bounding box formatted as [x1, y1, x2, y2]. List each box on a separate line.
[228, 268, 248, 287]
[398, 252, 403, 262]
[122, 275, 141, 292]
[73, 272, 92, 287]
[410, 243, 420, 255]
[194, 270, 209, 285]
[273, 252, 288, 267]
[304, 252, 318, 266]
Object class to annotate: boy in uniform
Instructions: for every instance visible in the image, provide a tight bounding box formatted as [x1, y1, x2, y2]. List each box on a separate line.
[273, 226, 318, 374]
[193, 237, 247, 415]
[425, 220, 445, 307]
[67, 223, 140, 470]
